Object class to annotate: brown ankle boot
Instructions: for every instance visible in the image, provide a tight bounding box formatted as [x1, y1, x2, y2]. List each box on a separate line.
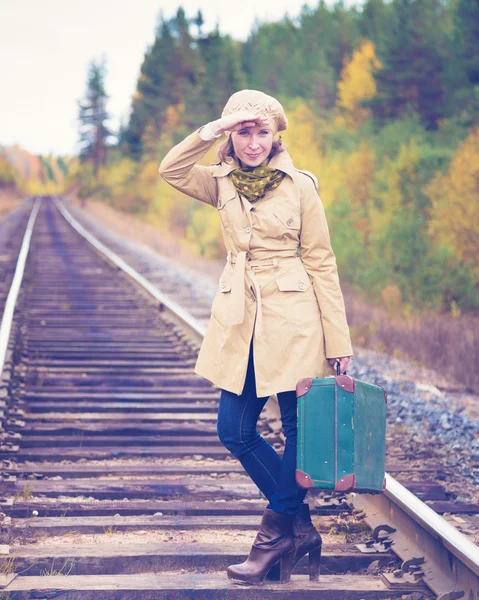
[266, 502, 322, 581]
[293, 502, 322, 579]
[227, 508, 296, 585]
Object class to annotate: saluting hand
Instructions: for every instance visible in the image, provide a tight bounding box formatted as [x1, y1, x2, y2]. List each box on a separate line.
[210, 111, 271, 136]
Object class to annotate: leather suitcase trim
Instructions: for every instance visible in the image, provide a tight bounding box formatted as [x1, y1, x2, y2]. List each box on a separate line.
[296, 377, 313, 398]
[334, 473, 356, 492]
[335, 375, 355, 392]
[296, 469, 315, 488]
[376, 383, 388, 404]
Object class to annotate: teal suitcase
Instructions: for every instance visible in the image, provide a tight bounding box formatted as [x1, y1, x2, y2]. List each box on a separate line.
[295, 374, 387, 493]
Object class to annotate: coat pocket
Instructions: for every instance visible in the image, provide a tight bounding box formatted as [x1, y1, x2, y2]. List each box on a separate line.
[273, 205, 301, 230]
[219, 277, 232, 293]
[274, 270, 321, 331]
[275, 272, 311, 292]
[211, 272, 233, 326]
[217, 193, 239, 236]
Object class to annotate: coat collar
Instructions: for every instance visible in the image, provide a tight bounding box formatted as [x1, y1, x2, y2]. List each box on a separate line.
[212, 149, 297, 182]
[267, 149, 297, 181]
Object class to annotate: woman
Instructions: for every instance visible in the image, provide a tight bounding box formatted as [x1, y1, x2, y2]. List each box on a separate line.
[159, 89, 353, 585]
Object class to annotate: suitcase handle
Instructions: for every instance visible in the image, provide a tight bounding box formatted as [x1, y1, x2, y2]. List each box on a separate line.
[336, 361, 347, 375]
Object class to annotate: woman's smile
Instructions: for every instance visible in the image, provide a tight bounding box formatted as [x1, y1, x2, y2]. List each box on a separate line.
[231, 124, 274, 167]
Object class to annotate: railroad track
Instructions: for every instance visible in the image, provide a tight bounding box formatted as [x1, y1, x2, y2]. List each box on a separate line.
[0, 197, 477, 599]
[0, 201, 35, 320]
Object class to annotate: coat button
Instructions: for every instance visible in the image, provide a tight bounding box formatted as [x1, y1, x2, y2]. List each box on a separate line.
[287, 218, 294, 226]
[221, 281, 226, 289]
[245, 226, 252, 233]
[298, 281, 305, 290]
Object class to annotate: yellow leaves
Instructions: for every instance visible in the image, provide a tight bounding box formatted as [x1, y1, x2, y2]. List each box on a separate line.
[316, 155, 345, 209]
[21, 179, 62, 195]
[151, 178, 190, 234]
[1, 150, 69, 195]
[141, 121, 162, 159]
[314, 141, 376, 227]
[450, 300, 461, 319]
[100, 158, 137, 191]
[337, 40, 381, 127]
[188, 204, 223, 258]
[149, 178, 223, 259]
[373, 139, 421, 230]
[343, 142, 376, 209]
[0, 156, 16, 186]
[426, 128, 479, 271]
[281, 99, 324, 181]
[163, 103, 184, 133]
[320, 142, 376, 242]
[142, 104, 187, 161]
[137, 160, 159, 193]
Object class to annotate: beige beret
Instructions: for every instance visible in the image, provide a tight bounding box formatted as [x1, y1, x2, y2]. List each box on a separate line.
[221, 89, 288, 133]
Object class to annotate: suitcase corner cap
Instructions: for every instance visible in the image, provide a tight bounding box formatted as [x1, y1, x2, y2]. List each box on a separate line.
[296, 378, 313, 398]
[335, 375, 355, 393]
[334, 473, 356, 493]
[296, 469, 315, 488]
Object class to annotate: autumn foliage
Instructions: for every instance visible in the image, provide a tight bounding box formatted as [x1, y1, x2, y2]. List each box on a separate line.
[337, 40, 381, 127]
[427, 128, 479, 273]
[65, 2, 478, 318]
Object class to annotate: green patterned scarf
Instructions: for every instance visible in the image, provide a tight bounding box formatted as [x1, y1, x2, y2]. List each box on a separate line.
[230, 165, 286, 202]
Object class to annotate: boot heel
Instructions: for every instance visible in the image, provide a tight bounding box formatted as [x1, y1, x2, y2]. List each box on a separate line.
[280, 550, 295, 584]
[308, 545, 321, 581]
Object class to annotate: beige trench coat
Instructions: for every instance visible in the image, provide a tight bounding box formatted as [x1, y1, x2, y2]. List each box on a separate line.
[159, 129, 353, 397]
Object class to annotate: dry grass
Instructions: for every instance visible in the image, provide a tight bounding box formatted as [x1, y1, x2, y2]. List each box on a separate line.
[345, 288, 479, 392]
[0, 189, 24, 217]
[67, 194, 479, 393]
[66, 194, 223, 284]
[40, 557, 75, 577]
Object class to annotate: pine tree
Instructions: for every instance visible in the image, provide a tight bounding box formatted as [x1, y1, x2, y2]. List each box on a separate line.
[444, 0, 479, 123]
[359, 0, 390, 56]
[371, 0, 445, 129]
[193, 9, 204, 36]
[294, 1, 361, 104]
[195, 30, 246, 124]
[169, 7, 201, 105]
[122, 19, 176, 159]
[310, 50, 337, 112]
[78, 58, 111, 176]
[241, 18, 300, 97]
[454, 0, 479, 86]
[123, 8, 201, 159]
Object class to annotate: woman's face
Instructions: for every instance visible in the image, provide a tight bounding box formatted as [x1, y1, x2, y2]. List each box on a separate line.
[231, 124, 274, 167]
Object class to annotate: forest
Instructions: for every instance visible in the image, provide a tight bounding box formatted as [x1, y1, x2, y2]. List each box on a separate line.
[2, 0, 478, 321]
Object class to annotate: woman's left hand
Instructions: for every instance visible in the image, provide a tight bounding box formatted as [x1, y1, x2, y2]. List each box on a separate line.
[328, 356, 351, 374]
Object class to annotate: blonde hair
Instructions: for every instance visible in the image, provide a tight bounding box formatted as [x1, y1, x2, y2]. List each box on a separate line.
[217, 135, 284, 164]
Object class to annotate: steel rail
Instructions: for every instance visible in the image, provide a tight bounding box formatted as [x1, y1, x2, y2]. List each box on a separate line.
[0, 198, 42, 381]
[351, 474, 479, 598]
[52, 197, 206, 346]
[386, 474, 479, 575]
[52, 197, 479, 599]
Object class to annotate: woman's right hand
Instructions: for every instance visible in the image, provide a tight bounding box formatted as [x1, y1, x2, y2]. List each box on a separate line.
[210, 111, 270, 136]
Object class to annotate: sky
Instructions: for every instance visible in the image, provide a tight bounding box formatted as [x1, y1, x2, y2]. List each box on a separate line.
[0, 0, 328, 157]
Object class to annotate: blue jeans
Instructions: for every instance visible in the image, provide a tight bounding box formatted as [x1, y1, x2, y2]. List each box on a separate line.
[217, 341, 307, 515]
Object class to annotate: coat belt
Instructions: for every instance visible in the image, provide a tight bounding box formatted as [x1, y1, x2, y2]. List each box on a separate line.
[225, 250, 300, 338]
